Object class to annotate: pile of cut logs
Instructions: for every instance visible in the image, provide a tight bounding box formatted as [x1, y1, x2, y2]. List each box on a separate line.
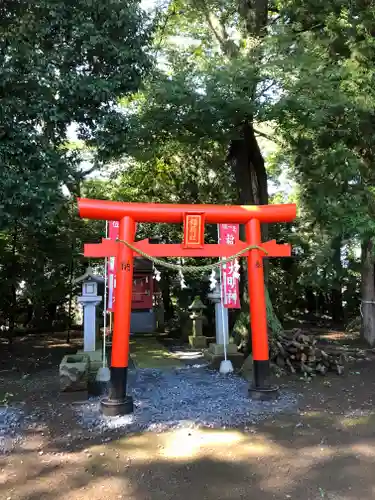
[270, 329, 345, 376]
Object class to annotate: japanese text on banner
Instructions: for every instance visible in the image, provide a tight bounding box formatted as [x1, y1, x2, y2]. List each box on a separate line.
[107, 221, 119, 312]
[218, 224, 241, 309]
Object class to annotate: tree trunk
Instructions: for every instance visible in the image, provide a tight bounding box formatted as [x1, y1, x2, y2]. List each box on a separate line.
[361, 238, 375, 346]
[305, 288, 316, 315]
[204, 1, 276, 341]
[7, 223, 18, 349]
[228, 122, 282, 337]
[229, 122, 269, 277]
[331, 288, 344, 324]
[229, 122, 268, 205]
[66, 183, 81, 343]
[160, 275, 174, 321]
[331, 236, 344, 324]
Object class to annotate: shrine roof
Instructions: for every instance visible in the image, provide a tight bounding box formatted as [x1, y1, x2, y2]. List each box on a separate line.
[73, 266, 104, 284]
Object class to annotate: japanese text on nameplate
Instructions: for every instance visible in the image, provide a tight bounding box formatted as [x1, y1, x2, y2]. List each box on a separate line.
[218, 224, 240, 309]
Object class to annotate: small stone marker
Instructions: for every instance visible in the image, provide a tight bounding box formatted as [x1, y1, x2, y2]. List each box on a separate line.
[188, 296, 208, 348]
[59, 354, 89, 392]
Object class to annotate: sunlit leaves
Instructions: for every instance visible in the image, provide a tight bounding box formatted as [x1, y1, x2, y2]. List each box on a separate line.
[0, 0, 153, 324]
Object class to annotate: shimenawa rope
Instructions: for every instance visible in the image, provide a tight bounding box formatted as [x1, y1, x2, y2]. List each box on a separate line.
[116, 239, 268, 275]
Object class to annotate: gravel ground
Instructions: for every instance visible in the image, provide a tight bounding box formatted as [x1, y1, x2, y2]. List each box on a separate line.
[74, 366, 298, 433]
[0, 406, 24, 453]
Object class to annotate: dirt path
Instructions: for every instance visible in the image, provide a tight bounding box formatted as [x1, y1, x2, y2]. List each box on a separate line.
[1, 333, 375, 500]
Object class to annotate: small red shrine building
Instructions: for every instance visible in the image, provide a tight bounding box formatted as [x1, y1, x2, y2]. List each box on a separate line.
[130, 257, 159, 333]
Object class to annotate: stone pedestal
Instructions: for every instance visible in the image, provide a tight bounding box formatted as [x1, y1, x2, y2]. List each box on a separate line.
[204, 342, 244, 370]
[59, 354, 89, 392]
[189, 335, 208, 348]
[208, 343, 238, 356]
[208, 278, 231, 345]
[188, 296, 207, 349]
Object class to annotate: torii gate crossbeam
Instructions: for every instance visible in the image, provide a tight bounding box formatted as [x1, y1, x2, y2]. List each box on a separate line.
[78, 198, 297, 416]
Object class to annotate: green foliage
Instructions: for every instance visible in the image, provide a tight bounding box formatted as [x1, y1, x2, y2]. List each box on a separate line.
[1, 0, 373, 340]
[93, 0, 369, 330]
[273, 2, 375, 239]
[0, 0, 152, 331]
[265, 2, 375, 327]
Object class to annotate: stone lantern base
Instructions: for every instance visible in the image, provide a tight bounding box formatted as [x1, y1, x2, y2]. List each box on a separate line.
[204, 343, 244, 370]
[188, 335, 208, 348]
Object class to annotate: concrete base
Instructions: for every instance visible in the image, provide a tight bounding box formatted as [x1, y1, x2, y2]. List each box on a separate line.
[204, 351, 244, 371]
[248, 385, 279, 401]
[189, 335, 207, 348]
[205, 336, 215, 344]
[101, 396, 134, 417]
[208, 343, 238, 355]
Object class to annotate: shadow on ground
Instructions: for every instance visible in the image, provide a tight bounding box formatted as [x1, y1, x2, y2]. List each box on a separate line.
[1, 411, 375, 500]
[1, 332, 375, 500]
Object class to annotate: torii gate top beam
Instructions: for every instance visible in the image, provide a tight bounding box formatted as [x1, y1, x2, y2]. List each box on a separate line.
[78, 198, 296, 225]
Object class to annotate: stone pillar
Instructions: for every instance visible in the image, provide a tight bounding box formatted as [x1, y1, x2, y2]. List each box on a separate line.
[77, 295, 102, 352]
[188, 296, 208, 348]
[205, 273, 243, 369]
[215, 300, 229, 345]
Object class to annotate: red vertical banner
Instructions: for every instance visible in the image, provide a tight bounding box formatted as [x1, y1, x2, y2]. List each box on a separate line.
[107, 221, 119, 312]
[218, 224, 241, 309]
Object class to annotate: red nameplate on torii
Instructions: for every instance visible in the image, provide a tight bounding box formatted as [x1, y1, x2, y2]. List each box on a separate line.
[183, 213, 205, 249]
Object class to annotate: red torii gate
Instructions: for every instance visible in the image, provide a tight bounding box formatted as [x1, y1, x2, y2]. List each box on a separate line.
[78, 198, 297, 416]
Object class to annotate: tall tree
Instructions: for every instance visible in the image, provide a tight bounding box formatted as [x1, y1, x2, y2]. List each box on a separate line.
[273, 0, 375, 343]
[92, 1, 288, 337]
[0, 0, 153, 333]
[95, 0, 281, 208]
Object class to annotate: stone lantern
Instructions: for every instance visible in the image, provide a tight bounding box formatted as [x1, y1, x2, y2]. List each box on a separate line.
[188, 295, 207, 348]
[74, 267, 103, 353]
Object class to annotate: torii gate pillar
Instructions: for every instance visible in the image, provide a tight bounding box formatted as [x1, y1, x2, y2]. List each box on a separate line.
[78, 198, 296, 416]
[102, 216, 136, 415]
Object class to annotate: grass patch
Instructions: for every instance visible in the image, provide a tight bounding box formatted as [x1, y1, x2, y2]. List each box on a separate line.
[340, 414, 375, 428]
[130, 337, 184, 369]
[0, 391, 15, 405]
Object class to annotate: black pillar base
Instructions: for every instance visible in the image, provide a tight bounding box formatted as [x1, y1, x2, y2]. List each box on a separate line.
[101, 395, 134, 417]
[249, 359, 279, 401]
[88, 380, 109, 397]
[100, 366, 134, 417]
[249, 385, 279, 401]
